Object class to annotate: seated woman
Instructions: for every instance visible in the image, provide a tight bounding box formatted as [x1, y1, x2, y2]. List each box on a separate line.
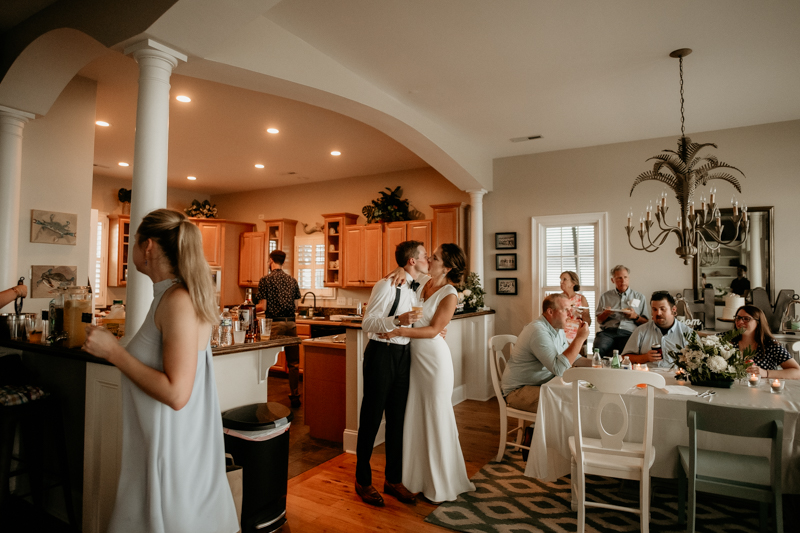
[733, 305, 800, 379]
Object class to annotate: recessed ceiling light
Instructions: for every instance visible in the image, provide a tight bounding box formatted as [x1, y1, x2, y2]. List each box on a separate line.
[118, 162, 129, 167]
[255, 164, 265, 169]
[176, 95, 191, 103]
[267, 128, 279, 134]
[331, 151, 341, 156]
[96, 121, 110, 127]
[187, 176, 197, 180]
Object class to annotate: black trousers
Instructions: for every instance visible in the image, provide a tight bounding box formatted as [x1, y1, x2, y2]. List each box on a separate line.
[355, 340, 411, 486]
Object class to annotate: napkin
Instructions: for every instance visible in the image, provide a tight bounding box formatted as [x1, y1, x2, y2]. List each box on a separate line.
[661, 386, 698, 395]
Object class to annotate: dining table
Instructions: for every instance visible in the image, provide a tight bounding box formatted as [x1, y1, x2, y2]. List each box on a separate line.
[524, 369, 800, 493]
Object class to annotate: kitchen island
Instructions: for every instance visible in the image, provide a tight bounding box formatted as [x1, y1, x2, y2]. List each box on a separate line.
[0, 335, 301, 533]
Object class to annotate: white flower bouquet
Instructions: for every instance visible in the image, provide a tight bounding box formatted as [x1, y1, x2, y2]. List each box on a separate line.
[670, 329, 752, 384]
[457, 272, 485, 312]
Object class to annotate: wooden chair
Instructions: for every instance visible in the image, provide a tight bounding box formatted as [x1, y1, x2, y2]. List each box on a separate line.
[678, 401, 784, 533]
[488, 335, 537, 462]
[562, 367, 666, 533]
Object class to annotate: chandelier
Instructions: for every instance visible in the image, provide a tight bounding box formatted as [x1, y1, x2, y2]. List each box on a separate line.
[626, 48, 749, 265]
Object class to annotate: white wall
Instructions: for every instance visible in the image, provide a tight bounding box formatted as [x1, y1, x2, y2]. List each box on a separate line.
[18, 76, 97, 313]
[487, 120, 800, 337]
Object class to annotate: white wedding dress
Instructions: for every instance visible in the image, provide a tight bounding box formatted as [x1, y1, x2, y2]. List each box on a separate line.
[401, 282, 475, 502]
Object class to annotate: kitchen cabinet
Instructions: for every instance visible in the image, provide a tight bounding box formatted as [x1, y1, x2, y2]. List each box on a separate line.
[107, 214, 130, 287]
[270, 322, 309, 374]
[431, 202, 468, 251]
[238, 232, 266, 287]
[383, 220, 431, 275]
[302, 337, 346, 442]
[262, 219, 297, 273]
[343, 223, 383, 287]
[190, 218, 255, 308]
[321, 213, 358, 287]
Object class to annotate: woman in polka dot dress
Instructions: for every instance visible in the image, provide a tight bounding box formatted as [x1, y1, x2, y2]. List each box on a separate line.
[732, 305, 800, 379]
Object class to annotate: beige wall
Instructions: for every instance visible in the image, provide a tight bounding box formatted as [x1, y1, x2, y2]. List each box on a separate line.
[91, 174, 211, 216]
[487, 120, 800, 337]
[211, 166, 470, 305]
[17, 77, 97, 314]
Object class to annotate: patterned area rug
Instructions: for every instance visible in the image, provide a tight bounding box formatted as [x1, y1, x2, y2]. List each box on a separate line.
[425, 451, 769, 533]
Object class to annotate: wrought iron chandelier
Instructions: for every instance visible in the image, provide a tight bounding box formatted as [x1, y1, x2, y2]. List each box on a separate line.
[626, 48, 749, 265]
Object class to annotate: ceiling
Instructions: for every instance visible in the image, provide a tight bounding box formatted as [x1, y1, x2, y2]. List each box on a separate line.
[12, 0, 800, 195]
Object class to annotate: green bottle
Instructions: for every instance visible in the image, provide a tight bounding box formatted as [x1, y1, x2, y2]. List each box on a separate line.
[611, 349, 621, 369]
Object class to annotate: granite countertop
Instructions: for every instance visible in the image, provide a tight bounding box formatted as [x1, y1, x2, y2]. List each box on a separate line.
[301, 334, 347, 349]
[211, 335, 301, 356]
[296, 308, 495, 327]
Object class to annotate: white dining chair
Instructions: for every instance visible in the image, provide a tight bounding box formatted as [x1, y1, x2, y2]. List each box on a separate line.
[562, 367, 666, 533]
[488, 335, 537, 462]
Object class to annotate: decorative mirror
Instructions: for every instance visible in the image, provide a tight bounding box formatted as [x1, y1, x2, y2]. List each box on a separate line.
[693, 206, 774, 302]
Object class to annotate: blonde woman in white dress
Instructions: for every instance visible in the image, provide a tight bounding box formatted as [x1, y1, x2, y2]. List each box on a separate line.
[381, 244, 475, 503]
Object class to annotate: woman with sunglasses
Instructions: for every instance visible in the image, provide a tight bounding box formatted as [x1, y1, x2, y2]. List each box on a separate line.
[732, 305, 800, 379]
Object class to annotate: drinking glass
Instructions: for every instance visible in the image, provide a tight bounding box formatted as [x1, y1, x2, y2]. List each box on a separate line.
[233, 330, 246, 344]
[259, 318, 272, 340]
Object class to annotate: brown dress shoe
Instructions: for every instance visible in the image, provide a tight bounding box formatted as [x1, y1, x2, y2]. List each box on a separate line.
[355, 482, 385, 506]
[384, 481, 418, 503]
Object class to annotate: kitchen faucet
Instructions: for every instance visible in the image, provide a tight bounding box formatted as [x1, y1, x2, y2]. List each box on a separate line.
[301, 291, 317, 317]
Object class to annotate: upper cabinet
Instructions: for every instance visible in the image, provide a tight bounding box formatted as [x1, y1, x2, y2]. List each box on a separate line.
[383, 220, 431, 276]
[343, 224, 384, 287]
[238, 219, 297, 288]
[196, 221, 223, 266]
[431, 202, 467, 251]
[263, 219, 298, 274]
[322, 213, 358, 287]
[107, 214, 130, 287]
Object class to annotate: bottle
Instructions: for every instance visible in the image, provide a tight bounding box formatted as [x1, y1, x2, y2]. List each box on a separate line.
[240, 288, 257, 343]
[219, 308, 233, 347]
[621, 355, 632, 370]
[611, 349, 621, 369]
[592, 349, 602, 369]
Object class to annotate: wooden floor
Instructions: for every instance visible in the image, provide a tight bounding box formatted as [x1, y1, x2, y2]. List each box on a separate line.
[276, 388, 501, 533]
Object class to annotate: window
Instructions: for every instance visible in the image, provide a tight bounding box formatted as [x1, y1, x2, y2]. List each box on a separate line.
[532, 213, 608, 349]
[89, 210, 108, 308]
[294, 235, 335, 299]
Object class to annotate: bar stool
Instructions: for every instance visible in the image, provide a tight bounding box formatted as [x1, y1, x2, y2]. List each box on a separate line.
[0, 383, 76, 526]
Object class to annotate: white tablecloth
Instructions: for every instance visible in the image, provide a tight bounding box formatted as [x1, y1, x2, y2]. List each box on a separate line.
[524, 371, 800, 493]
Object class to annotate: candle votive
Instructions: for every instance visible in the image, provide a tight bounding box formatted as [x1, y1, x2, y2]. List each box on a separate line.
[770, 379, 784, 394]
[747, 374, 761, 388]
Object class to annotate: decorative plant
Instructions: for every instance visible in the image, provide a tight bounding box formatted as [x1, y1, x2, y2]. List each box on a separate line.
[185, 199, 218, 219]
[670, 329, 751, 383]
[457, 272, 486, 311]
[362, 186, 411, 223]
[118, 188, 132, 203]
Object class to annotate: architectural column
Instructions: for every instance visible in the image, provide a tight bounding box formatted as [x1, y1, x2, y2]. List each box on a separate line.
[0, 105, 35, 311]
[123, 40, 187, 336]
[467, 189, 487, 289]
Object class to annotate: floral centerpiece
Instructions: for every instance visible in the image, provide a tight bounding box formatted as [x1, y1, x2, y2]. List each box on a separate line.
[185, 199, 218, 219]
[670, 329, 752, 387]
[456, 272, 486, 313]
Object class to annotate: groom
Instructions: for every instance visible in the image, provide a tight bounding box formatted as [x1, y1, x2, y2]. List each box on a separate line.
[355, 240, 428, 506]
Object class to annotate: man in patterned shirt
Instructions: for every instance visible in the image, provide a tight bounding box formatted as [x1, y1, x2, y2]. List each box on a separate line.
[255, 250, 302, 407]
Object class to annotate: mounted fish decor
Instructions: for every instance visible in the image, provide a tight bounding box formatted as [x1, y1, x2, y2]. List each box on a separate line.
[31, 210, 77, 245]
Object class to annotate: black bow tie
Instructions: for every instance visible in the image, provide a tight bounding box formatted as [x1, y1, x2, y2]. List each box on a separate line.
[409, 280, 420, 291]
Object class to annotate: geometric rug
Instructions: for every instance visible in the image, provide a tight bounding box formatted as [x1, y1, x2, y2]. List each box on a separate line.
[425, 450, 767, 533]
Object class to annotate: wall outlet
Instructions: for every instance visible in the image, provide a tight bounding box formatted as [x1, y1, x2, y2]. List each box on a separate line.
[337, 296, 346, 305]
[258, 214, 265, 219]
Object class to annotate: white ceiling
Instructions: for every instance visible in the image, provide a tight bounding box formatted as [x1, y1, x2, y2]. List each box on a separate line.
[80, 0, 800, 195]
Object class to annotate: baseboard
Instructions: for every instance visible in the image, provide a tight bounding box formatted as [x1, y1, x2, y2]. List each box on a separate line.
[343, 419, 386, 455]
[452, 384, 466, 406]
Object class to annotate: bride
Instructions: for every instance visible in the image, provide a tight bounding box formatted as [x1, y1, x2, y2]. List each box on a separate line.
[380, 243, 475, 503]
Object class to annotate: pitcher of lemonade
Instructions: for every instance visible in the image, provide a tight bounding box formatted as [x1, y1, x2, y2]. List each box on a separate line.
[57, 286, 93, 348]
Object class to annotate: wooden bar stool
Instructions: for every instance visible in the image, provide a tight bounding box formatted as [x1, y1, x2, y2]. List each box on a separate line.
[0, 382, 76, 527]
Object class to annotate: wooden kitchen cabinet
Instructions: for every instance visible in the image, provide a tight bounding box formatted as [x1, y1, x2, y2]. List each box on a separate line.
[343, 223, 383, 287]
[321, 213, 358, 287]
[262, 219, 297, 273]
[383, 220, 431, 275]
[190, 218, 255, 308]
[270, 322, 309, 374]
[107, 214, 130, 287]
[238, 231, 266, 287]
[431, 202, 467, 252]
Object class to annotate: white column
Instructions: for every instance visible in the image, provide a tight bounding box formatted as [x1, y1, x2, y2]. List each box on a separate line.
[467, 189, 487, 288]
[0, 105, 35, 311]
[123, 40, 187, 336]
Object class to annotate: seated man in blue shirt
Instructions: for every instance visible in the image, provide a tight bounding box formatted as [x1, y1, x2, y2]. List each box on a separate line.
[593, 265, 649, 357]
[621, 291, 692, 368]
[501, 293, 592, 415]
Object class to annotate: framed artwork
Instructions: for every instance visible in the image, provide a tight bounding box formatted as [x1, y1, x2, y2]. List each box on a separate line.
[495, 232, 517, 249]
[497, 278, 518, 295]
[496, 253, 517, 271]
[31, 265, 77, 298]
[31, 210, 77, 245]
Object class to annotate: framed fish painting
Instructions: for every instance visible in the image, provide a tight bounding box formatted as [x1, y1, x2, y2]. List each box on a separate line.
[31, 265, 77, 298]
[31, 209, 77, 245]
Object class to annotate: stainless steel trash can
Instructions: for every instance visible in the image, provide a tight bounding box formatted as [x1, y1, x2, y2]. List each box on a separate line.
[222, 402, 293, 533]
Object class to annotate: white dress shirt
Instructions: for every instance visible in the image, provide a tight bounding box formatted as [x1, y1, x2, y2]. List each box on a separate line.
[362, 273, 428, 344]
